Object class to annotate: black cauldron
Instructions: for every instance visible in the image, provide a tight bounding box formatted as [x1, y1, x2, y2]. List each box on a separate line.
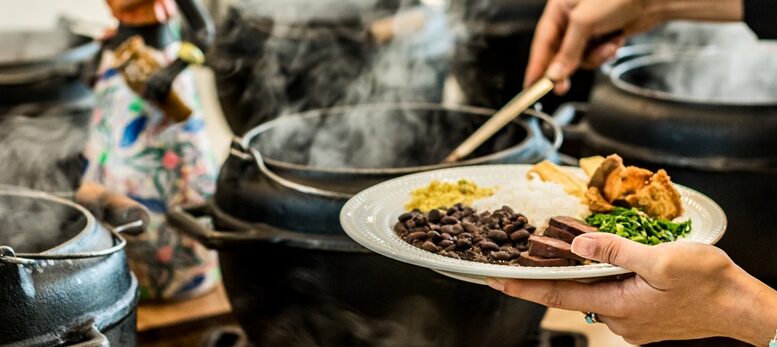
[168, 103, 561, 346]
[0, 189, 140, 346]
[210, 0, 397, 135]
[0, 27, 99, 193]
[558, 47, 777, 284]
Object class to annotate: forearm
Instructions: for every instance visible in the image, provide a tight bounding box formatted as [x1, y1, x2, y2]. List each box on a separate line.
[648, 0, 743, 22]
[719, 268, 777, 346]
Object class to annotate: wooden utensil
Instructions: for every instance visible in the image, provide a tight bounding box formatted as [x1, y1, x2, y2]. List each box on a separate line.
[443, 77, 555, 163]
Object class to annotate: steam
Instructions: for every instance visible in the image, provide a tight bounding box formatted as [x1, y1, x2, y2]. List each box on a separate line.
[621, 22, 777, 103]
[0, 102, 90, 193]
[0, 192, 87, 253]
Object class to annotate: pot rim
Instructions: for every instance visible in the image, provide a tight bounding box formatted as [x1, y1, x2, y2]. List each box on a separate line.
[0, 187, 96, 255]
[609, 49, 777, 107]
[239, 102, 551, 175]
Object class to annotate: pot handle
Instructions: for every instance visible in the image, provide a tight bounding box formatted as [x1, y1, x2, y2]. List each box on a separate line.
[64, 322, 109, 347]
[0, 219, 142, 266]
[552, 102, 589, 142]
[167, 202, 363, 251]
[227, 139, 352, 199]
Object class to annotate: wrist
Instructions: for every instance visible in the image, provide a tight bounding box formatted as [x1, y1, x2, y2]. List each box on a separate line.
[648, 0, 743, 22]
[718, 266, 777, 345]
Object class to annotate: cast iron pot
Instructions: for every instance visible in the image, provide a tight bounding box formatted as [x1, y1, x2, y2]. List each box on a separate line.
[557, 48, 777, 283]
[449, 0, 594, 113]
[168, 103, 560, 346]
[0, 189, 141, 347]
[210, 0, 399, 135]
[0, 28, 98, 110]
[0, 27, 98, 193]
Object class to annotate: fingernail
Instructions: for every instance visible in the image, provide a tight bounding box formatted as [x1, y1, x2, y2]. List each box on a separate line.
[554, 78, 571, 95]
[572, 236, 596, 258]
[485, 278, 505, 291]
[601, 45, 616, 59]
[546, 62, 565, 80]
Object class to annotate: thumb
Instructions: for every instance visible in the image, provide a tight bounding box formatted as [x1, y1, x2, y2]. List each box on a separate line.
[571, 233, 653, 273]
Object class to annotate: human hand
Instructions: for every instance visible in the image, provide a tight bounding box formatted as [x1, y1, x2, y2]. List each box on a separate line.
[485, 232, 777, 345]
[525, 0, 744, 95]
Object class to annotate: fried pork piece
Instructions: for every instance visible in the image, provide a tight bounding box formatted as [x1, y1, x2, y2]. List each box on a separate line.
[586, 154, 684, 219]
[585, 187, 615, 213]
[624, 169, 684, 220]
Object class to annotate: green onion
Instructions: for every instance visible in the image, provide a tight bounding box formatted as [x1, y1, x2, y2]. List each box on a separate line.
[585, 207, 691, 245]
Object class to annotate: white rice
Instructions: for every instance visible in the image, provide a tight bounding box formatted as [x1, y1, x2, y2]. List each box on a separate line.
[472, 179, 590, 229]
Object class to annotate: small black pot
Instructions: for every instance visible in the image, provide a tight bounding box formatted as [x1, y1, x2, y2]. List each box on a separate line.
[0, 189, 140, 346]
[168, 103, 561, 346]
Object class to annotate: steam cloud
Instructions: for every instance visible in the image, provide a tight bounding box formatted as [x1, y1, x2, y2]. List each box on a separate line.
[216, 0, 463, 168]
[0, 102, 90, 193]
[623, 22, 777, 103]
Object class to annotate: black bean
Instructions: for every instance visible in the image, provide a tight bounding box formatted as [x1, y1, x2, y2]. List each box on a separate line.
[440, 239, 454, 247]
[479, 241, 499, 252]
[516, 243, 529, 251]
[517, 215, 528, 224]
[406, 231, 428, 241]
[440, 233, 453, 241]
[398, 213, 413, 222]
[510, 229, 531, 241]
[394, 223, 407, 234]
[461, 222, 478, 234]
[447, 207, 457, 216]
[444, 244, 457, 251]
[526, 225, 537, 233]
[487, 230, 509, 242]
[452, 212, 464, 220]
[439, 225, 453, 235]
[504, 224, 518, 233]
[501, 206, 514, 214]
[454, 203, 464, 210]
[473, 236, 485, 244]
[430, 224, 441, 231]
[456, 238, 472, 248]
[450, 224, 464, 235]
[427, 230, 441, 240]
[404, 220, 416, 229]
[421, 241, 439, 252]
[410, 226, 430, 233]
[441, 216, 459, 225]
[491, 251, 511, 261]
[459, 232, 473, 239]
[412, 214, 428, 225]
[428, 209, 442, 223]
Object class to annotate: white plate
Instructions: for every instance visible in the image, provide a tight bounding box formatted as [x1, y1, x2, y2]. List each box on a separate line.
[340, 165, 727, 282]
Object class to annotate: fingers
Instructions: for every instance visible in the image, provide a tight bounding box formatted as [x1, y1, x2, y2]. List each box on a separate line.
[571, 233, 655, 275]
[581, 38, 623, 69]
[486, 278, 623, 315]
[524, 2, 566, 88]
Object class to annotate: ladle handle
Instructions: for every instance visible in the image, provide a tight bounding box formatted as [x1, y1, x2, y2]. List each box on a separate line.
[444, 77, 555, 163]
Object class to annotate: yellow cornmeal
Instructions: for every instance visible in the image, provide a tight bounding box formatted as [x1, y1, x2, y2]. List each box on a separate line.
[405, 179, 495, 212]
